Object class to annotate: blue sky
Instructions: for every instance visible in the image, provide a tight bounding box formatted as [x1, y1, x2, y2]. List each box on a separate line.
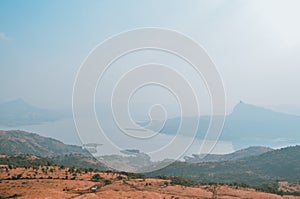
[1, 0, 300, 115]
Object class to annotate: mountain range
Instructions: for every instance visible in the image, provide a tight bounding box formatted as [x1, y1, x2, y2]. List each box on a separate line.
[1, 130, 299, 186]
[1, 99, 300, 150]
[147, 145, 300, 185]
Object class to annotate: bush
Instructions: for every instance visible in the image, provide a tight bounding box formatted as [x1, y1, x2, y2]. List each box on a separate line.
[118, 171, 145, 179]
[104, 179, 112, 185]
[156, 175, 197, 187]
[91, 174, 103, 182]
[170, 176, 197, 187]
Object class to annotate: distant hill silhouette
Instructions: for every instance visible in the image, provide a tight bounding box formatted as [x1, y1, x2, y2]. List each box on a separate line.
[0, 98, 66, 126]
[222, 102, 300, 148]
[143, 102, 300, 149]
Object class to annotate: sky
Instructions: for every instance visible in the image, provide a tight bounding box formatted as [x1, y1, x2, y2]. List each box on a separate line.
[1, 0, 300, 116]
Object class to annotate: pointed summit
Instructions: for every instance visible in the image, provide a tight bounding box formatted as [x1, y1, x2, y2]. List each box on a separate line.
[232, 101, 270, 113]
[230, 101, 299, 121]
[1, 98, 36, 111]
[10, 98, 27, 105]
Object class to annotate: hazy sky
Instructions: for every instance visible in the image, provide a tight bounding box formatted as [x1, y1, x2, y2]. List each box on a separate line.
[1, 0, 300, 115]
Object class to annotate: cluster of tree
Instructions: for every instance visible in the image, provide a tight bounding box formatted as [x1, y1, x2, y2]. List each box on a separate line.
[0, 154, 53, 167]
[0, 154, 107, 171]
[255, 181, 300, 196]
[116, 171, 146, 179]
[91, 174, 112, 185]
[155, 175, 198, 187]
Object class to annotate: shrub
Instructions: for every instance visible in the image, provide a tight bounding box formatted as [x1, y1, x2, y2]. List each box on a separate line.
[104, 179, 112, 185]
[91, 174, 103, 182]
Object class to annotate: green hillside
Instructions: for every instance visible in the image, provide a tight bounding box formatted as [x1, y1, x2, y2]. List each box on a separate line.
[184, 146, 273, 163]
[0, 130, 89, 157]
[148, 146, 300, 185]
[0, 154, 108, 171]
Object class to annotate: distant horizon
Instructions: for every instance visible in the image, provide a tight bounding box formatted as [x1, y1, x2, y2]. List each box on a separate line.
[2, 97, 300, 117]
[1, 96, 299, 154]
[1, 128, 299, 153]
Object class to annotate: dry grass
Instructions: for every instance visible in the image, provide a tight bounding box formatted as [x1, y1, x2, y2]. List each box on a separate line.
[0, 166, 299, 199]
